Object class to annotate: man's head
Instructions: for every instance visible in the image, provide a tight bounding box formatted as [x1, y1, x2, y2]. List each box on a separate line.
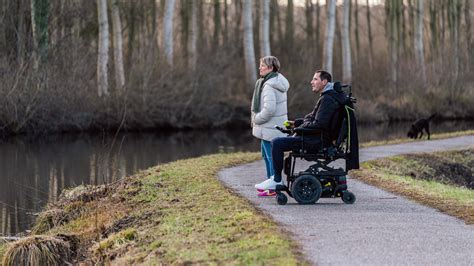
[259, 56, 280, 77]
[310, 70, 332, 93]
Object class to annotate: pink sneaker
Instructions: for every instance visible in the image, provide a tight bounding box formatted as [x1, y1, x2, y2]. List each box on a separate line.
[258, 190, 276, 197]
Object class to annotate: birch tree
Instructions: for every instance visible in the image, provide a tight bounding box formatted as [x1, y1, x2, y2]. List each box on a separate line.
[260, 0, 271, 56]
[414, 0, 426, 84]
[31, 0, 50, 68]
[324, 0, 336, 73]
[97, 0, 109, 97]
[465, 0, 472, 71]
[189, 0, 198, 69]
[366, 0, 374, 70]
[285, 0, 294, 50]
[243, 0, 256, 85]
[163, 0, 175, 66]
[111, 0, 125, 91]
[342, 0, 352, 83]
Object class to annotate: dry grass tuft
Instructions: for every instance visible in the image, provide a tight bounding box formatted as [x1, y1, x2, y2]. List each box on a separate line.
[1, 235, 78, 265]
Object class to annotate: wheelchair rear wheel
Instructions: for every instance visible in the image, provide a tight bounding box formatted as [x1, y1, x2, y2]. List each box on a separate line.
[291, 175, 322, 204]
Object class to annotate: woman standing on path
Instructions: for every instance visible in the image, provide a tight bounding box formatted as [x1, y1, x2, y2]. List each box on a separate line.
[251, 56, 290, 197]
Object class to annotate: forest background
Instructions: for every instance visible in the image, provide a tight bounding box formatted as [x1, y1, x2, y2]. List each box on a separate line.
[0, 0, 472, 136]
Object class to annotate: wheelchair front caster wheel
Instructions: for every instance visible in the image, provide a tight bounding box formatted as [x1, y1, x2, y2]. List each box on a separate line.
[342, 191, 356, 204]
[276, 193, 288, 205]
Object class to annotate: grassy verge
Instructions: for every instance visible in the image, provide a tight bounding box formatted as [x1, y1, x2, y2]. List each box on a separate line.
[2, 152, 304, 264]
[361, 129, 474, 148]
[0, 243, 4, 262]
[351, 149, 474, 224]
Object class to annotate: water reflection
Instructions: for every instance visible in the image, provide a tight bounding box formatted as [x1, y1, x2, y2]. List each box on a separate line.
[1, 120, 473, 235]
[0, 130, 258, 235]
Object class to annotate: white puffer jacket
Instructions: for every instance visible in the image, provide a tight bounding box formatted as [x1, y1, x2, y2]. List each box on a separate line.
[252, 73, 290, 141]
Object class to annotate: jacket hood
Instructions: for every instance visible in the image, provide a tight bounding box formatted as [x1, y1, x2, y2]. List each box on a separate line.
[264, 73, 290, 93]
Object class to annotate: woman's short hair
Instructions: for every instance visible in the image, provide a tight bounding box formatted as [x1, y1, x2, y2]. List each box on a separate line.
[260, 56, 280, 72]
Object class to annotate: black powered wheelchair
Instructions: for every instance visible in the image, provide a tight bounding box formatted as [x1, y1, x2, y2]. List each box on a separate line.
[274, 82, 359, 205]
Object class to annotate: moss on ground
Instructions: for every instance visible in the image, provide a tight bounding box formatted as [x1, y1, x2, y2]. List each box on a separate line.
[3, 152, 304, 265]
[351, 148, 474, 224]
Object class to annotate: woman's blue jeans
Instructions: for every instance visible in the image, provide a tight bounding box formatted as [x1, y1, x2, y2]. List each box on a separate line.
[261, 140, 274, 178]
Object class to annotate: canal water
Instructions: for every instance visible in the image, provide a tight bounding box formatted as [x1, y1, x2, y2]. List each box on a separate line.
[1, 120, 473, 235]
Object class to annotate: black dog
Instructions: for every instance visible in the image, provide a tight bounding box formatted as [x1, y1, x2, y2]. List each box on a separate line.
[407, 114, 436, 140]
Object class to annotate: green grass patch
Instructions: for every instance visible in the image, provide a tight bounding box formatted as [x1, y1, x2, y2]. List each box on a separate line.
[0, 243, 5, 262]
[351, 149, 474, 223]
[11, 152, 304, 264]
[361, 129, 474, 148]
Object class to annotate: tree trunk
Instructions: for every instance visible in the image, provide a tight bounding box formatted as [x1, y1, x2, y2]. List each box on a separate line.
[223, 0, 228, 45]
[97, 0, 109, 97]
[126, 1, 135, 70]
[111, 0, 125, 91]
[414, 0, 426, 85]
[353, 0, 360, 64]
[366, 0, 374, 70]
[342, 0, 352, 83]
[213, 0, 221, 49]
[315, 0, 321, 57]
[243, 0, 257, 85]
[163, 0, 175, 66]
[449, 0, 461, 80]
[180, 0, 191, 59]
[429, 1, 438, 56]
[388, 0, 399, 88]
[324, 0, 336, 73]
[31, 0, 50, 68]
[272, 0, 284, 45]
[465, 0, 472, 72]
[285, 0, 294, 50]
[305, 0, 314, 45]
[189, 0, 198, 69]
[260, 0, 271, 56]
[407, 0, 414, 55]
[17, 0, 27, 65]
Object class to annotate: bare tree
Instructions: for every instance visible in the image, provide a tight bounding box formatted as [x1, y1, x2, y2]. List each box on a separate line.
[189, 0, 198, 69]
[31, 0, 50, 68]
[342, 0, 352, 83]
[285, 0, 294, 50]
[97, 0, 109, 97]
[163, 0, 175, 66]
[111, 0, 125, 91]
[324, 0, 336, 73]
[243, 0, 256, 86]
[213, 0, 221, 49]
[448, 0, 461, 80]
[414, 0, 426, 84]
[260, 0, 271, 56]
[387, 0, 400, 87]
[366, 0, 374, 70]
[466, 0, 472, 71]
[353, 0, 360, 63]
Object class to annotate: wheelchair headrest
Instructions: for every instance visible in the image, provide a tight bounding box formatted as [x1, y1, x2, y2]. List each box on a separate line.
[334, 81, 342, 92]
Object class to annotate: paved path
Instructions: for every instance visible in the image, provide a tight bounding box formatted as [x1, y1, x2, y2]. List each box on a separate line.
[218, 136, 474, 265]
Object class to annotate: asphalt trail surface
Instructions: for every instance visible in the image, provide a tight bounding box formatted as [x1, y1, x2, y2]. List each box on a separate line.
[218, 136, 474, 265]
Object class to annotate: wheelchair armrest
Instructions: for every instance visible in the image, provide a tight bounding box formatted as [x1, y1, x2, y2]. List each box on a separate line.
[294, 127, 321, 135]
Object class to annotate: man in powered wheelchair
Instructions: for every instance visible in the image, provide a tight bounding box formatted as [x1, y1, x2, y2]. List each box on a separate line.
[254, 70, 359, 205]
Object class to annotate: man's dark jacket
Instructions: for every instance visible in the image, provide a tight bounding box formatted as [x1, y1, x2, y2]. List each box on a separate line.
[296, 89, 346, 144]
[294, 88, 359, 170]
